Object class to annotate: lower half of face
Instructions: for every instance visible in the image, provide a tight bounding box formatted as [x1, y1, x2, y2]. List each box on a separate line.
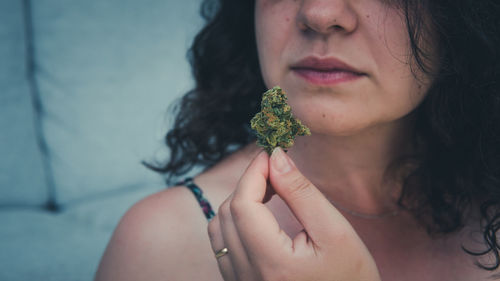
[255, 0, 435, 137]
[273, 64, 430, 137]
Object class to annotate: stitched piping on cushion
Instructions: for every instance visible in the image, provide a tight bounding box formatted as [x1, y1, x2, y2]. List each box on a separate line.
[22, 0, 60, 212]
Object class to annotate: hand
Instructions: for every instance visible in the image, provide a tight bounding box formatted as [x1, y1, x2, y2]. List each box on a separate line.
[207, 147, 382, 281]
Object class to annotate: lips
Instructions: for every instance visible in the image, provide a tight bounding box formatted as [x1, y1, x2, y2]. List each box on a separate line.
[291, 56, 364, 73]
[291, 56, 366, 85]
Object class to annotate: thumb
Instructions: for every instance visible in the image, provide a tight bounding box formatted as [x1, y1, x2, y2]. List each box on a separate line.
[268, 147, 350, 245]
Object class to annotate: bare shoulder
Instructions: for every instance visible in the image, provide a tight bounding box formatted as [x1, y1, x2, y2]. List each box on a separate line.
[94, 143, 261, 281]
[93, 186, 221, 281]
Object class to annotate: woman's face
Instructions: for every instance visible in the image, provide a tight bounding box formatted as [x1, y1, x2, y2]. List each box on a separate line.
[255, 0, 435, 136]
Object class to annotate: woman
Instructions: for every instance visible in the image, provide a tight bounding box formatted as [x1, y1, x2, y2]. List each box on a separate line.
[95, 0, 500, 280]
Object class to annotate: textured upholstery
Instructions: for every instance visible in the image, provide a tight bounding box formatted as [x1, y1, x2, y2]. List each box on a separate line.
[0, 185, 160, 281]
[0, 0, 202, 280]
[31, 0, 202, 204]
[0, 0, 48, 206]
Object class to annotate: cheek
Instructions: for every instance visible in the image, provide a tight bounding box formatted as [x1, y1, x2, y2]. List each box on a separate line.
[370, 10, 412, 76]
[255, 0, 296, 87]
[369, 8, 432, 115]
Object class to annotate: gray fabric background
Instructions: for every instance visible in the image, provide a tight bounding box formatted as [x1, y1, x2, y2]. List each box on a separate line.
[0, 0, 203, 280]
[0, 0, 48, 206]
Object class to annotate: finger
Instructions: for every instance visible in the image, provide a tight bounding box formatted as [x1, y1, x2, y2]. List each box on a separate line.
[268, 147, 352, 247]
[233, 150, 269, 203]
[207, 213, 237, 281]
[218, 196, 255, 279]
[231, 150, 292, 264]
[262, 181, 276, 204]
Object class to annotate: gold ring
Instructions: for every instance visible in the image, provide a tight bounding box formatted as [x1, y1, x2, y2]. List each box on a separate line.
[215, 247, 229, 259]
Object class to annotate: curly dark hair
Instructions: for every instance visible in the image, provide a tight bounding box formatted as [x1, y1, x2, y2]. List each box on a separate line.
[144, 0, 500, 274]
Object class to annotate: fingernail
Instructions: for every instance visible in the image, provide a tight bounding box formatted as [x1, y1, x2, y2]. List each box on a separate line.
[271, 147, 292, 174]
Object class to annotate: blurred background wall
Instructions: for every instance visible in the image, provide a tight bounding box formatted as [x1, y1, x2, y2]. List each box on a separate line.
[0, 0, 203, 280]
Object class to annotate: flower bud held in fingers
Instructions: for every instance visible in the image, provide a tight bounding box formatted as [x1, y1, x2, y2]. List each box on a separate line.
[250, 86, 311, 155]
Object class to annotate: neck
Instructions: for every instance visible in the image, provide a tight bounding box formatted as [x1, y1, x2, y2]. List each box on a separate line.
[287, 116, 416, 215]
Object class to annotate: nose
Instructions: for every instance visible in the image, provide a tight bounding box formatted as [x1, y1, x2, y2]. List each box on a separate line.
[297, 0, 358, 36]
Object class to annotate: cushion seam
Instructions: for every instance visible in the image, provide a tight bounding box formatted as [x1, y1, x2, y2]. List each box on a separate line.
[22, 0, 60, 211]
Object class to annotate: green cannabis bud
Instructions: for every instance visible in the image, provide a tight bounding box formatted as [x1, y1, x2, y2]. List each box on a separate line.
[250, 86, 311, 155]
